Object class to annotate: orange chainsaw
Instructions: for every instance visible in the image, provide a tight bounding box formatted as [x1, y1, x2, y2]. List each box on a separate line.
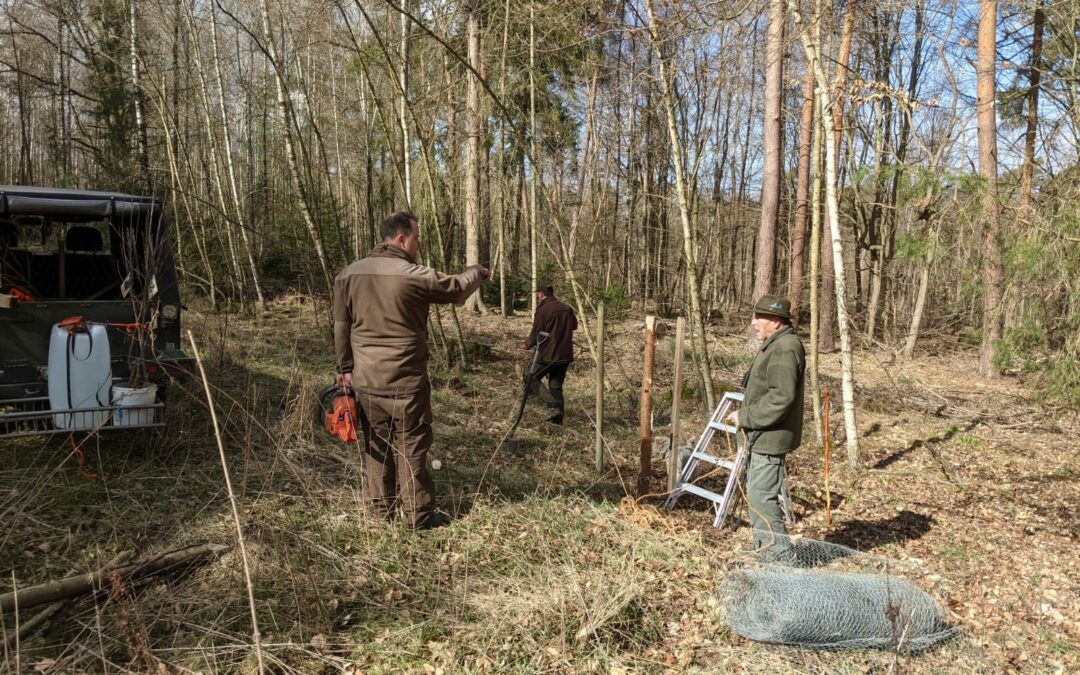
[318, 385, 362, 443]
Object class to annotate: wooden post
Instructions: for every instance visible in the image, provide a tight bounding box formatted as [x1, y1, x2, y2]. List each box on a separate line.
[595, 302, 605, 472]
[638, 315, 656, 497]
[668, 316, 686, 492]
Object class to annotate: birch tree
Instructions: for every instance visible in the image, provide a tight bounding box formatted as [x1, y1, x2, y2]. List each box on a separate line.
[645, 0, 715, 410]
[788, 0, 860, 466]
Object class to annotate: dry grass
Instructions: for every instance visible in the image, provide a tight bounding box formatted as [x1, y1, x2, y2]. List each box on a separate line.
[0, 296, 1077, 673]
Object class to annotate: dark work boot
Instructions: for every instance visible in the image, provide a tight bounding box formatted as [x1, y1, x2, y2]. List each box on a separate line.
[416, 512, 452, 530]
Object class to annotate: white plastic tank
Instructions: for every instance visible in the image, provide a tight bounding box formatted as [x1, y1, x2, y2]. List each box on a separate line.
[48, 321, 112, 430]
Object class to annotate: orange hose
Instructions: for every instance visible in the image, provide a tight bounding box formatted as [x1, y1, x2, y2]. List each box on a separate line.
[72, 439, 101, 481]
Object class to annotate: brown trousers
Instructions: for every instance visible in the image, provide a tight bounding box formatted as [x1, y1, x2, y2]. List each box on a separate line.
[357, 385, 435, 527]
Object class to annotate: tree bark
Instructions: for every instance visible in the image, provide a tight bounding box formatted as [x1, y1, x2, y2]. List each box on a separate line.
[809, 105, 824, 444]
[1019, 1, 1044, 211]
[753, 0, 785, 299]
[463, 2, 487, 314]
[529, 6, 539, 316]
[818, 0, 857, 354]
[789, 60, 815, 325]
[400, 1, 413, 207]
[977, 0, 1003, 377]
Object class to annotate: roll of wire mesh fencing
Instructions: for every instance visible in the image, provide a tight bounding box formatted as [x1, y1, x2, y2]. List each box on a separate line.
[718, 534, 956, 653]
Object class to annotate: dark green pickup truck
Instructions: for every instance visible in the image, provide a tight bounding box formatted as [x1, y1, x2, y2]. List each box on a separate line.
[0, 186, 192, 437]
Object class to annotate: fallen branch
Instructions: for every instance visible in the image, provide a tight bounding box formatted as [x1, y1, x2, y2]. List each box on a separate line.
[1, 552, 133, 650]
[0, 543, 227, 614]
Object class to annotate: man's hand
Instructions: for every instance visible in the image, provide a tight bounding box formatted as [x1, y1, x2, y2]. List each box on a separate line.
[479, 267, 491, 280]
[336, 372, 353, 388]
[725, 410, 739, 427]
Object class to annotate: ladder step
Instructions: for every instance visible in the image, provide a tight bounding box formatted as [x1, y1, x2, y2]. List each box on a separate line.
[708, 421, 739, 434]
[675, 482, 724, 503]
[689, 451, 735, 470]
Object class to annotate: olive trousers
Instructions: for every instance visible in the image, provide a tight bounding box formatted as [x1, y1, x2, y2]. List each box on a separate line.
[357, 385, 435, 527]
[747, 451, 789, 551]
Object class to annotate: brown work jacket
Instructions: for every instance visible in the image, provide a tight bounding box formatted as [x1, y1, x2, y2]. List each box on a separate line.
[525, 296, 577, 363]
[333, 243, 484, 395]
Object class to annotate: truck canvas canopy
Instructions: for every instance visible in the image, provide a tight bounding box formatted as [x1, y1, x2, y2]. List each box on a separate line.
[0, 185, 191, 437]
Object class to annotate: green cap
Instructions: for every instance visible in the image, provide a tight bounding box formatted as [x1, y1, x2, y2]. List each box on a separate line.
[752, 295, 792, 320]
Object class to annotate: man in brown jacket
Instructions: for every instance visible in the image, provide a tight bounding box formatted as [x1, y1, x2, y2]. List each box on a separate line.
[522, 283, 577, 425]
[334, 212, 488, 529]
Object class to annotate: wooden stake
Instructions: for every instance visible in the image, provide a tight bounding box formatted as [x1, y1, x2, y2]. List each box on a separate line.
[595, 302, 605, 472]
[823, 388, 832, 528]
[638, 315, 656, 496]
[668, 316, 686, 492]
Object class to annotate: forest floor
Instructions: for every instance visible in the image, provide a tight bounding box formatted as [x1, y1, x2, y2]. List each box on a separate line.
[1, 295, 1078, 674]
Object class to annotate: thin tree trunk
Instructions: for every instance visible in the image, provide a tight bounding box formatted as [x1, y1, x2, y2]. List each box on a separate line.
[496, 0, 511, 316]
[809, 106, 824, 443]
[399, 1, 412, 207]
[259, 0, 332, 291]
[1019, 1, 1044, 211]
[904, 222, 937, 359]
[129, 0, 151, 189]
[209, 0, 264, 309]
[645, 0, 715, 410]
[529, 6, 538, 316]
[789, 0, 860, 466]
[186, 6, 245, 304]
[545, 69, 601, 363]
[11, 22, 33, 185]
[819, 0, 857, 354]
[869, 3, 925, 341]
[789, 60, 815, 325]
[149, 66, 216, 307]
[977, 0, 1003, 377]
[753, 0, 785, 299]
[463, 3, 487, 314]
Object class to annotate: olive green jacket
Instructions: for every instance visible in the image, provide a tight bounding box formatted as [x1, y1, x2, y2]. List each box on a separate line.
[333, 243, 485, 395]
[737, 326, 806, 455]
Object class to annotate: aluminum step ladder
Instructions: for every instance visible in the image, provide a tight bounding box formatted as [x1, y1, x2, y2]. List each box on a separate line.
[664, 391, 793, 529]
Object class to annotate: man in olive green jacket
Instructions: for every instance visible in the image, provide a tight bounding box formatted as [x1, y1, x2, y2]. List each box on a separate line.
[333, 212, 488, 529]
[728, 295, 805, 552]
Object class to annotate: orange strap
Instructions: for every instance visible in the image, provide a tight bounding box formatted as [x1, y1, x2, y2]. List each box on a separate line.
[8, 288, 34, 302]
[107, 321, 150, 335]
[58, 316, 86, 332]
[58, 318, 150, 335]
